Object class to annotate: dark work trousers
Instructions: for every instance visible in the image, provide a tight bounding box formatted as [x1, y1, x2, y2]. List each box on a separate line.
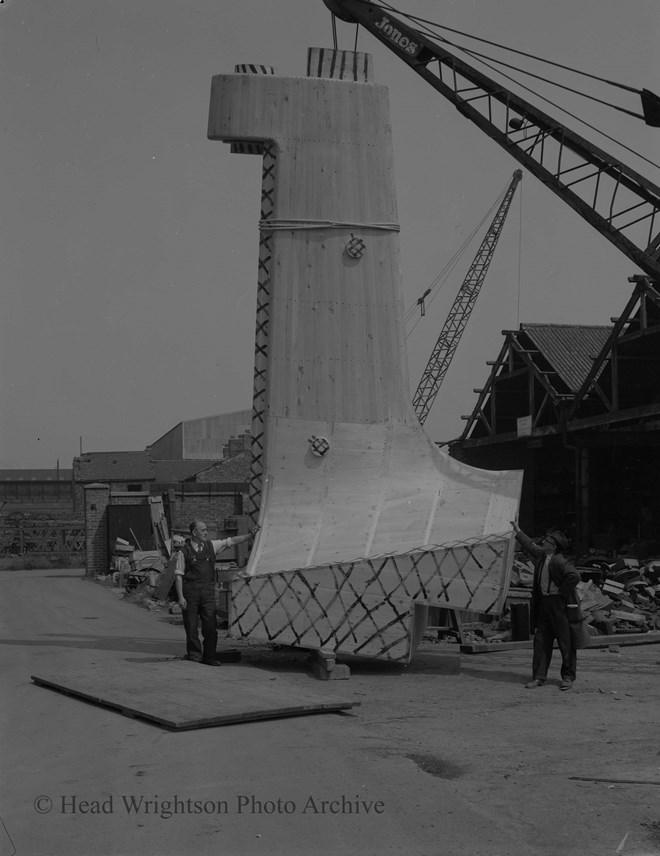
[532, 594, 577, 682]
[182, 582, 218, 663]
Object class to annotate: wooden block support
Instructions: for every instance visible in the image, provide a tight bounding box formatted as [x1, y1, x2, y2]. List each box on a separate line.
[308, 650, 351, 681]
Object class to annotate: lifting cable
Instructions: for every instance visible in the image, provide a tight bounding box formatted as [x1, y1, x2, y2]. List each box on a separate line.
[435, 43, 645, 122]
[378, 3, 644, 98]
[459, 46, 660, 172]
[368, 1, 659, 170]
[516, 182, 523, 331]
[404, 179, 511, 337]
[332, 12, 360, 55]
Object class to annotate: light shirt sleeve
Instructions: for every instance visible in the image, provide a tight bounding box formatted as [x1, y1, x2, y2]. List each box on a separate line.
[173, 550, 185, 576]
[211, 538, 233, 556]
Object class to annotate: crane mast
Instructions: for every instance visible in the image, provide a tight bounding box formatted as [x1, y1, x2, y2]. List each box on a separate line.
[322, 0, 660, 281]
[412, 170, 522, 425]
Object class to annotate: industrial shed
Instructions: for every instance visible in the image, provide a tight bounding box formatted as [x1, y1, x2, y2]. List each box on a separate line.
[450, 277, 660, 556]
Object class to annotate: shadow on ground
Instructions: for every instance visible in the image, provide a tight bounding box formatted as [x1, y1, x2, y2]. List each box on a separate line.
[0, 634, 181, 655]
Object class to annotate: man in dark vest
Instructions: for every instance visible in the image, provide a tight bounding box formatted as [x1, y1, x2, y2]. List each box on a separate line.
[174, 520, 259, 666]
[511, 521, 581, 690]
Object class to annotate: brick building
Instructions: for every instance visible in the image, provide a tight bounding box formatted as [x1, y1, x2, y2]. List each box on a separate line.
[148, 410, 251, 460]
[76, 410, 254, 573]
[78, 449, 251, 575]
[0, 469, 74, 514]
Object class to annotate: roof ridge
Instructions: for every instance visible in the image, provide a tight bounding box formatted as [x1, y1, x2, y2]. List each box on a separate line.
[520, 322, 612, 329]
[79, 450, 149, 456]
[520, 325, 613, 393]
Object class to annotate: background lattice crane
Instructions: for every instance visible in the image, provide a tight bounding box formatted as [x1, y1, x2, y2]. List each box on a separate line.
[412, 170, 522, 424]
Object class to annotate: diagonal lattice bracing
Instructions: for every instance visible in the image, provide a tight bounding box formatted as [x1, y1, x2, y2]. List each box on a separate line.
[230, 534, 511, 662]
[249, 142, 277, 524]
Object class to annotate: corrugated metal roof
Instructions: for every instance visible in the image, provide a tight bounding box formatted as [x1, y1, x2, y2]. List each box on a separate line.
[73, 451, 154, 482]
[521, 324, 612, 392]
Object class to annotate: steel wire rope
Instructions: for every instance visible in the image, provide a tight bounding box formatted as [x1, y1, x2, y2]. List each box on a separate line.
[376, 2, 645, 96]
[404, 181, 510, 338]
[516, 181, 523, 330]
[403, 184, 507, 324]
[403, 227, 479, 326]
[456, 45, 660, 172]
[426, 43, 645, 121]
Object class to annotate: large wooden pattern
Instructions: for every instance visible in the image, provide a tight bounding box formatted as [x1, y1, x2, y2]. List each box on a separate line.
[207, 48, 522, 662]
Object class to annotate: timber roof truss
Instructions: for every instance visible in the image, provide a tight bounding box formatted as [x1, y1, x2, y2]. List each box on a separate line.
[459, 277, 660, 446]
[567, 277, 660, 428]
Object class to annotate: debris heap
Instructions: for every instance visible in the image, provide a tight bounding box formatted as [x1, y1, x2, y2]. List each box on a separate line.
[577, 558, 660, 635]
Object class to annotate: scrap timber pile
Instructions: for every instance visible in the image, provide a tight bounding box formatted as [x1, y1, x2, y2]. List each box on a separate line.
[513, 553, 660, 636]
[577, 558, 660, 635]
[110, 537, 166, 592]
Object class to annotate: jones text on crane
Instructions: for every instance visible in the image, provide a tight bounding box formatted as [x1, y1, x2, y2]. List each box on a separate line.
[373, 15, 421, 57]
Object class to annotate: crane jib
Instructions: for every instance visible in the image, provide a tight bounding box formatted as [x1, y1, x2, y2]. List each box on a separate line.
[321, 0, 660, 280]
[323, 1, 423, 57]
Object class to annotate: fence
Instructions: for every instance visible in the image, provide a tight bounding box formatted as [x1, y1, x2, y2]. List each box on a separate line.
[0, 520, 85, 555]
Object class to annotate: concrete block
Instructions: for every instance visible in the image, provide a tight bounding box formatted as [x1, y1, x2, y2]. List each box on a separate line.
[308, 652, 350, 680]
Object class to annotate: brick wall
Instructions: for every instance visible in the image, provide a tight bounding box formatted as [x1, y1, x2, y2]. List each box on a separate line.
[222, 432, 251, 459]
[83, 483, 250, 575]
[107, 485, 247, 534]
[169, 486, 247, 532]
[110, 492, 151, 506]
[84, 483, 110, 577]
[75, 480, 152, 514]
[73, 483, 85, 514]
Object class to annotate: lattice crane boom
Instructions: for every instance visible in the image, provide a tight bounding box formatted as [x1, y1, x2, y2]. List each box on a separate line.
[322, 0, 660, 281]
[412, 170, 522, 424]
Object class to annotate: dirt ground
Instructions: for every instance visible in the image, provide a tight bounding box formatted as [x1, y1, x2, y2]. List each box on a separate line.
[241, 636, 660, 856]
[2, 569, 659, 856]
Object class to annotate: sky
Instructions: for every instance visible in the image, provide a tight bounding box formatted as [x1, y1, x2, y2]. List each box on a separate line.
[1, 0, 658, 469]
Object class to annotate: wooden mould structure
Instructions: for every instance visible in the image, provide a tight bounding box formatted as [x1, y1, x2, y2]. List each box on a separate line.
[207, 48, 522, 662]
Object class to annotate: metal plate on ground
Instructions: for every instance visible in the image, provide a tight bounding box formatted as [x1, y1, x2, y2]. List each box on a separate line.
[31, 659, 359, 730]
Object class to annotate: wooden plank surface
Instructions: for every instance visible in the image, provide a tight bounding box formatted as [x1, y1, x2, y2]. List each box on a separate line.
[153, 554, 177, 600]
[31, 659, 358, 730]
[208, 66, 522, 579]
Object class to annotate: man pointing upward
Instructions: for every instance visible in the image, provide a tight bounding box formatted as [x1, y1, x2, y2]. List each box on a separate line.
[174, 520, 259, 666]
